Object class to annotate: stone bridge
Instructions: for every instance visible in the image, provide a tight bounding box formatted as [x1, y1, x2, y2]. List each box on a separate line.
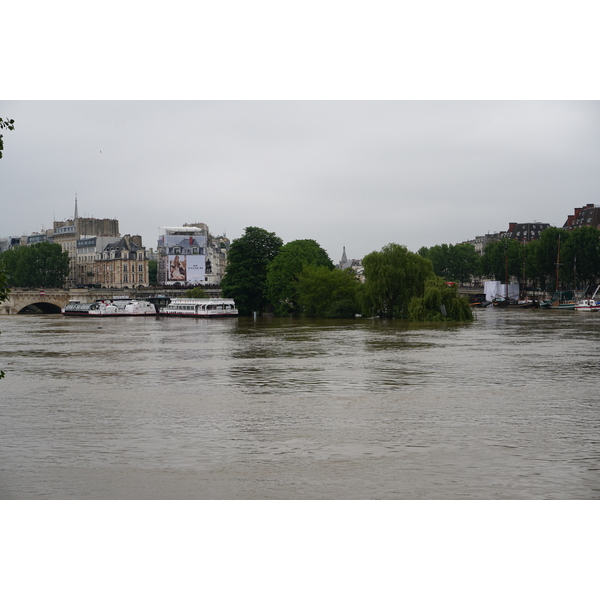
[1, 289, 72, 314]
[0, 288, 223, 315]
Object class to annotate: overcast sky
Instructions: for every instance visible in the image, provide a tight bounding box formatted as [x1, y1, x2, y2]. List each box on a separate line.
[1, 101, 598, 261]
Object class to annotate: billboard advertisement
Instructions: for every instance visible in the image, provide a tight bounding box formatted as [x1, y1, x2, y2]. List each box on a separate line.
[164, 254, 206, 285]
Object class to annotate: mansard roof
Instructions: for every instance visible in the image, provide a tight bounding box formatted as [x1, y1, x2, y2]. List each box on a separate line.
[509, 222, 550, 242]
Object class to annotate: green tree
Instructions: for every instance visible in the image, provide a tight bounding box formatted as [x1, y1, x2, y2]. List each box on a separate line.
[184, 286, 209, 298]
[408, 277, 473, 322]
[419, 243, 480, 284]
[295, 264, 361, 318]
[424, 244, 452, 279]
[148, 260, 158, 285]
[360, 243, 435, 318]
[266, 239, 334, 315]
[0, 117, 15, 159]
[0, 243, 70, 288]
[480, 239, 523, 282]
[537, 227, 571, 291]
[221, 226, 283, 315]
[561, 227, 600, 289]
[449, 243, 481, 283]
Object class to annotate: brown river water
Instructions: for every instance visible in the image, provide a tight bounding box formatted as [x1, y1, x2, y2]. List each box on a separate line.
[0, 309, 598, 499]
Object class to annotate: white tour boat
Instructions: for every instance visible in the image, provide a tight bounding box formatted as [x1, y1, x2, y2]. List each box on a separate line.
[159, 298, 238, 317]
[63, 299, 157, 316]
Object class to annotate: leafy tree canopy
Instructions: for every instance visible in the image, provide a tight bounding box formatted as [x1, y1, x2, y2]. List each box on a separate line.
[295, 264, 361, 318]
[184, 286, 209, 298]
[221, 226, 283, 315]
[266, 239, 333, 315]
[408, 277, 473, 322]
[0, 117, 15, 160]
[0, 243, 70, 289]
[361, 243, 435, 318]
[148, 259, 158, 286]
[420, 243, 480, 283]
[561, 226, 600, 289]
[480, 238, 524, 282]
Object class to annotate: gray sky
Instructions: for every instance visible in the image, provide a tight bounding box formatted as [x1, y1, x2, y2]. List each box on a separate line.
[1, 101, 598, 261]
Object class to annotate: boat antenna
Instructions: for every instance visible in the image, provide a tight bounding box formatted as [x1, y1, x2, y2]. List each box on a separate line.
[555, 234, 562, 299]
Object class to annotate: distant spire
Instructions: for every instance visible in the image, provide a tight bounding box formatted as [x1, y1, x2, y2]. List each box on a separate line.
[74, 193, 79, 220]
[340, 246, 347, 264]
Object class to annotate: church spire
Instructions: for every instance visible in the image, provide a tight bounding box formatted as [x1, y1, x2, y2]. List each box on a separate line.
[340, 246, 347, 264]
[74, 193, 79, 221]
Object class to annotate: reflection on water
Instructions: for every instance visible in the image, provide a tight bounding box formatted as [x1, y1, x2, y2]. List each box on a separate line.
[0, 310, 599, 499]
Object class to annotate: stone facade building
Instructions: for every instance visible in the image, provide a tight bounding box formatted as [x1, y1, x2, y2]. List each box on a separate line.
[93, 235, 149, 289]
[76, 236, 121, 286]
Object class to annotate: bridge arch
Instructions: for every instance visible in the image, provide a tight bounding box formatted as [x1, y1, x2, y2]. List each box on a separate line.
[16, 301, 63, 314]
[2, 291, 71, 315]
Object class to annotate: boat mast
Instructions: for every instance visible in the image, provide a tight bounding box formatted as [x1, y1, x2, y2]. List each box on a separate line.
[555, 235, 561, 300]
[504, 240, 509, 300]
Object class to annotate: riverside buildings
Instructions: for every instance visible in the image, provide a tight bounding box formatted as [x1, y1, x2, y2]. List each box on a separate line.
[52, 196, 121, 287]
[466, 222, 550, 255]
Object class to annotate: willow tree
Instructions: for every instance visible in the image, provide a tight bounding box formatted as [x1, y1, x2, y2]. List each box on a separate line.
[408, 277, 473, 322]
[360, 243, 434, 318]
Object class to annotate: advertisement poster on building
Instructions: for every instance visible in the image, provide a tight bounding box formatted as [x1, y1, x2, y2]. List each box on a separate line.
[164, 254, 206, 285]
[168, 255, 187, 282]
[185, 255, 205, 283]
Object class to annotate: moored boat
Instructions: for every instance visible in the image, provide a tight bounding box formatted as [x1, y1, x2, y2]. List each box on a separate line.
[63, 299, 157, 316]
[492, 297, 539, 308]
[574, 285, 600, 312]
[574, 298, 600, 312]
[159, 298, 238, 317]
